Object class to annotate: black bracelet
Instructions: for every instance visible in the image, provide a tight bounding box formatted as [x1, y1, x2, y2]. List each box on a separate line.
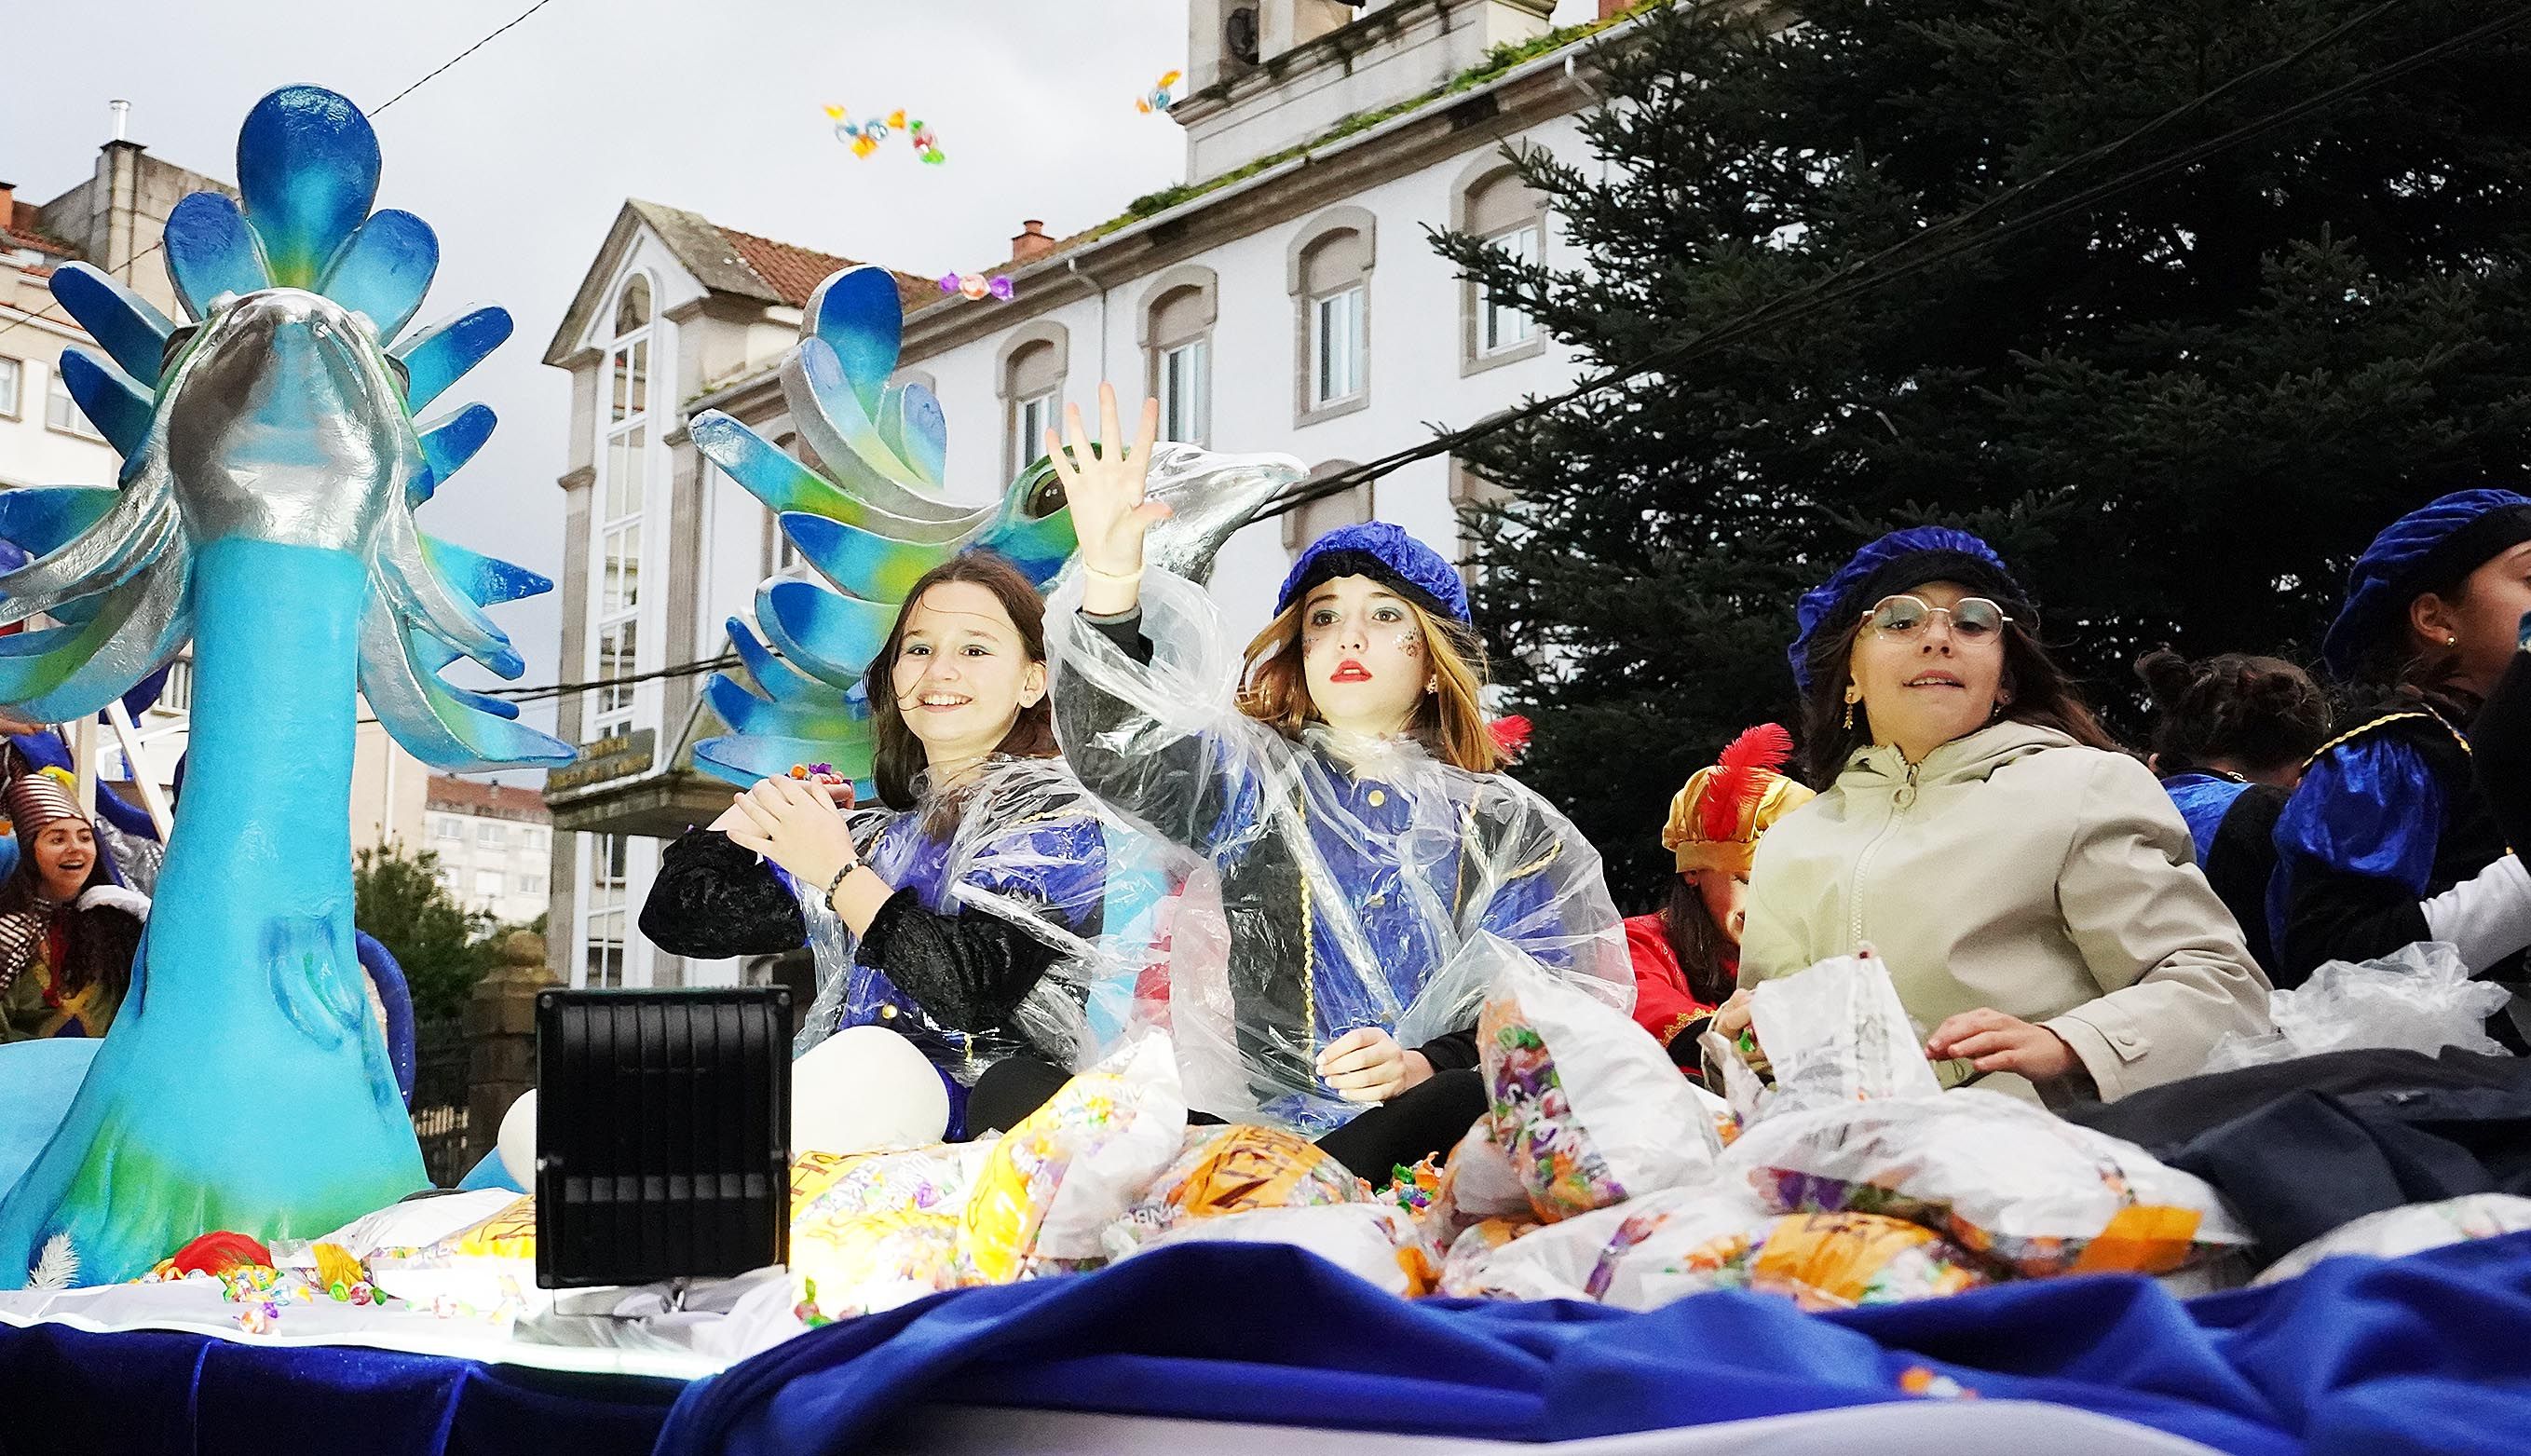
[824, 860, 858, 906]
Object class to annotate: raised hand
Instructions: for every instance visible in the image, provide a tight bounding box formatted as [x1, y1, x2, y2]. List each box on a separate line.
[1045, 383, 1165, 614]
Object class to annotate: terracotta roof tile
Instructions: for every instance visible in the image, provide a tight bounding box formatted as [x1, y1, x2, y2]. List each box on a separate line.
[716, 225, 932, 311]
[5, 201, 76, 260]
[425, 774, 551, 823]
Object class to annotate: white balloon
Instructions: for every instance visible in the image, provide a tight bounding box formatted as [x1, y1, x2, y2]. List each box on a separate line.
[496, 1088, 537, 1189]
[791, 1026, 951, 1155]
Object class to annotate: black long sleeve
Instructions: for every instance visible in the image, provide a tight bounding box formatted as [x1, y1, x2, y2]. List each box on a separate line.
[1413, 1027, 1481, 1073]
[2474, 649, 2531, 855]
[854, 889, 1061, 1032]
[638, 828, 806, 959]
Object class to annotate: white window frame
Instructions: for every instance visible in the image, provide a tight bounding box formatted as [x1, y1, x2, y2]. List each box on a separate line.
[1310, 285, 1366, 410]
[0, 356, 21, 419]
[1158, 337, 1211, 447]
[1014, 388, 1058, 475]
[1477, 222, 1542, 357]
[45, 367, 102, 441]
[581, 832, 629, 989]
[588, 272, 656, 742]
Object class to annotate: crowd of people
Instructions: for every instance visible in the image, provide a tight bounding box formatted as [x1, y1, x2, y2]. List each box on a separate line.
[637, 382, 2531, 1183]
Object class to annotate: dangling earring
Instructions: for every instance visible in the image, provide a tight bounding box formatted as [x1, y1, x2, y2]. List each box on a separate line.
[1841, 685, 1859, 731]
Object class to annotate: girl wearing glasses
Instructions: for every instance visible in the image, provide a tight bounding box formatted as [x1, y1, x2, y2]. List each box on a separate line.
[1733, 527, 2268, 1104]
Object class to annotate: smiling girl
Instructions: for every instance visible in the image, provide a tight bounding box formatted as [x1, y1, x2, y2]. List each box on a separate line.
[0, 769, 149, 1042]
[1734, 527, 2269, 1104]
[1031, 387, 1627, 1175]
[640, 552, 1113, 1130]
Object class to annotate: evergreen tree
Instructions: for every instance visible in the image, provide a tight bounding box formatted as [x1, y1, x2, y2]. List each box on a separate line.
[352, 844, 503, 1019]
[1441, 0, 2531, 903]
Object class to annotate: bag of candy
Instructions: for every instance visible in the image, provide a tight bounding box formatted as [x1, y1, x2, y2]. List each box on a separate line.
[1477, 948, 1722, 1223]
[1139, 1202, 1432, 1297]
[1740, 1212, 1989, 1311]
[1725, 1089, 2250, 1277]
[1109, 1123, 1367, 1251]
[2254, 1193, 2531, 1286]
[956, 1033, 1187, 1284]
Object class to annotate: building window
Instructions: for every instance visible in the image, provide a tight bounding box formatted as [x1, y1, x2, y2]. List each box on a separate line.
[999, 327, 1068, 479]
[519, 873, 546, 896]
[1449, 456, 1512, 588]
[0, 357, 20, 419]
[1289, 211, 1376, 425]
[523, 826, 547, 851]
[477, 821, 503, 846]
[1311, 287, 1365, 407]
[591, 273, 655, 741]
[434, 815, 461, 841]
[474, 869, 506, 903]
[1143, 272, 1218, 447]
[156, 658, 192, 714]
[583, 833, 628, 988]
[45, 368, 102, 441]
[1282, 460, 1372, 558]
[1460, 166, 1549, 374]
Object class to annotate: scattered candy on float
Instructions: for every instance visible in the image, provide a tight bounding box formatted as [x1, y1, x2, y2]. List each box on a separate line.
[1137, 70, 1183, 113]
[793, 1276, 837, 1329]
[1898, 1366, 1977, 1400]
[938, 273, 1016, 304]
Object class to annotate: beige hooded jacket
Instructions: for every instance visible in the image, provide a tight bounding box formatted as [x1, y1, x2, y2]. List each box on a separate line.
[1741, 721, 2272, 1102]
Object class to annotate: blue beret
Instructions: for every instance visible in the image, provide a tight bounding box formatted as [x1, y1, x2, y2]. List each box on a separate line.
[2322, 489, 2531, 677]
[1275, 521, 1470, 625]
[1788, 526, 2028, 693]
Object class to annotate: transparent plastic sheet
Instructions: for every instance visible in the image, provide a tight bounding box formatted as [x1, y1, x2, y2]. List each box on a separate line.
[790, 755, 1177, 1080]
[2202, 941, 2511, 1074]
[1046, 567, 1630, 1131]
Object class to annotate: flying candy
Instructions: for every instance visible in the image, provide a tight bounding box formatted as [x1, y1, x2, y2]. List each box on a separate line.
[938, 273, 1016, 303]
[825, 106, 945, 163]
[1137, 70, 1184, 114]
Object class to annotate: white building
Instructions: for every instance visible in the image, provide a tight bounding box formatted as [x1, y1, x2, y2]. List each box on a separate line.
[422, 776, 553, 927]
[542, 0, 1629, 990]
[1, 114, 438, 849]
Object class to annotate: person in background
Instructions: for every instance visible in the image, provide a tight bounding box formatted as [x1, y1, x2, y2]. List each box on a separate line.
[1626, 724, 1812, 1070]
[0, 769, 149, 1041]
[2134, 648, 2331, 978]
[1736, 526, 2269, 1104]
[2276, 488, 2531, 1026]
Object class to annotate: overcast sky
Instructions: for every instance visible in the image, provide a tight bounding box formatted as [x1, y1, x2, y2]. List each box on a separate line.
[3, 0, 1596, 773]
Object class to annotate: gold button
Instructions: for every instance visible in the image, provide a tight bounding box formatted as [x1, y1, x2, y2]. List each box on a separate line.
[1367, 789, 1386, 807]
[879, 1004, 898, 1019]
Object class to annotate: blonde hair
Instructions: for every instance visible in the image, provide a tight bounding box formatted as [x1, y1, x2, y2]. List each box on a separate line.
[1235, 597, 1504, 773]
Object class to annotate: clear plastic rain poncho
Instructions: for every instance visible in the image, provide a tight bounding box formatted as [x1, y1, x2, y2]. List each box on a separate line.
[791, 754, 1176, 1083]
[1045, 567, 1631, 1133]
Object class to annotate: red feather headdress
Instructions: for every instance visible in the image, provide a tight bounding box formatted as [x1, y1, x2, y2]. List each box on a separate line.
[1696, 723, 1794, 844]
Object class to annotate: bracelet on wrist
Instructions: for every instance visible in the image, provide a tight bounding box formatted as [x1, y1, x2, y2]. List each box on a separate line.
[824, 860, 859, 906]
[1082, 562, 1144, 587]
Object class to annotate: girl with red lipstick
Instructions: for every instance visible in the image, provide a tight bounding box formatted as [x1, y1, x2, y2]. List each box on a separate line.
[1029, 388, 1629, 1176]
[1733, 527, 2269, 1106]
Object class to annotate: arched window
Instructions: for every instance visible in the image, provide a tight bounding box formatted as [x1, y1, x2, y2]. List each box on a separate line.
[1289, 208, 1377, 425]
[998, 324, 1069, 478]
[1283, 459, 1373, 557]
[592, 272, 655, 742]
[1457, 163, 1546, 372]
[1142, 266, 1218, 447]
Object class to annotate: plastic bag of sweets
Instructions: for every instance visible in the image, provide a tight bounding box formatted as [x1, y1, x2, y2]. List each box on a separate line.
[788, 1208, 964, 1326]
[1433, 1217, 1548, 1300]
[1740, 1213, 1989, 1312]
[1414, 1122, 1534, 1258]
[1724, 1089, 2250, 1277]
[1136, 1202, 1435, 1297]
[956, 1033, 1188, 1285]
[2254, 1194, 2531, 1286]
[795, 1142, 990, 1228]
[1110, 1123, 1368, 1249]
[1478, 952, 1723, 1223]
[1572, 1185, 1776, 1310]
[365, 1194, 542, 1314]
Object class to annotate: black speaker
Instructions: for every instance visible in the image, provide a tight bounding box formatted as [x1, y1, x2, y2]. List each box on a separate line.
[533, 987, 792, 1289]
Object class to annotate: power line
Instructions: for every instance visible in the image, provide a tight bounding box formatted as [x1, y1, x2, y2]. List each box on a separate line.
[1258, 0, 2524, 522]
[0, 0, 566, 352]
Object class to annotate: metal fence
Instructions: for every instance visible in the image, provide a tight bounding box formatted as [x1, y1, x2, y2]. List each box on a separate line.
[409, 1015, 471, 1186]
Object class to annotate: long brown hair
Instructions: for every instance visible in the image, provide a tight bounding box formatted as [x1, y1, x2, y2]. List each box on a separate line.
[0, 825, 129, 1002]
[863, 551, 1057, 811]
[2135, 648, 2331, 778]
[1798, 608, 2123, 785]
[1236, 596, 1504, 773]
[1658, 876, 1737, 1008]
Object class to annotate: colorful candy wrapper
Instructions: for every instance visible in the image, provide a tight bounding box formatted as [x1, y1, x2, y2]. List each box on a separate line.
[1110, 1123, 1367, 1251]
[956, 1034, 1186, 1285]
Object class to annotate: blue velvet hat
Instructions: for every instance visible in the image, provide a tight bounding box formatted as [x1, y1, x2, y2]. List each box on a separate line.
[2321, 489, 2531, 677]
[1788, 526, 2029, 693]
[1275, 521, 1470, 625]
